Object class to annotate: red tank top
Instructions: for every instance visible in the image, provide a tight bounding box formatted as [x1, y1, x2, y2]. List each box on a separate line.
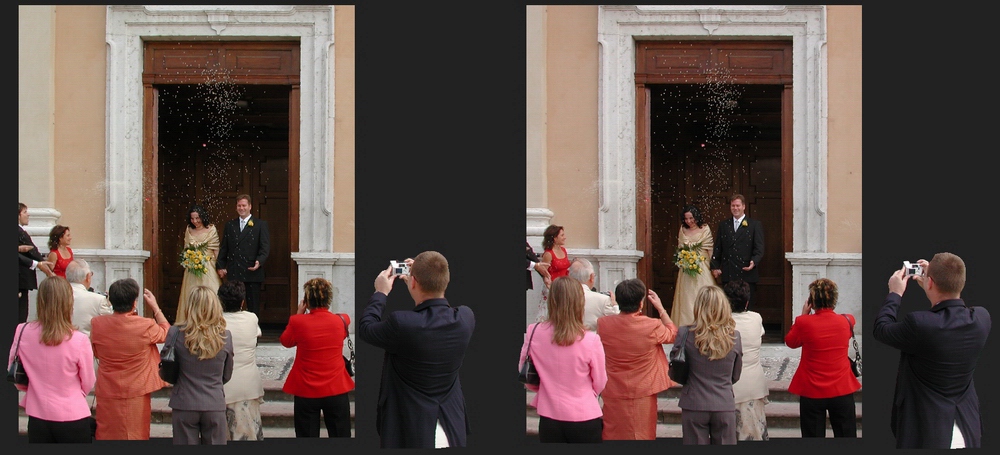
[52, 247, 73, 278]
[545, 247, 571, 280]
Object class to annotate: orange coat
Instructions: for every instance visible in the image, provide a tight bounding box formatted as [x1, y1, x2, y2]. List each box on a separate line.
[597, 311, 677, 399]
[90, 312, 170, 398]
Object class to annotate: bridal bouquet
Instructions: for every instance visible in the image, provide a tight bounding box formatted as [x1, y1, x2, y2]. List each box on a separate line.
[673, 242, 705, 277]
[180, 242, 211, 278]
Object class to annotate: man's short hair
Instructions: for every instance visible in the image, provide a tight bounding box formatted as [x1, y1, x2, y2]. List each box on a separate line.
[236, 194, 252, 204]
[108, 278, 141, 313]
[18, 202, 26, 214]
[568, 258, 594, 284]
[730, 193, 746, 205]
[410, 251, 449, 294]
[929, 252, 966, 295]
[65, 259, 91, 284]
[614, 278, 647, 314]
[218, 280, 246, 312]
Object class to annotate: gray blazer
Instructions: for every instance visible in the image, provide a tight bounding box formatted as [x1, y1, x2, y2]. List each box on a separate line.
[167, 326, 234, 412]
[675, 326, 743, 412]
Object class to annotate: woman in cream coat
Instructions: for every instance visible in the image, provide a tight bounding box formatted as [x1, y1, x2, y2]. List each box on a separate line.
[723, 280, 769, 440]
[218, 281, 265, 440]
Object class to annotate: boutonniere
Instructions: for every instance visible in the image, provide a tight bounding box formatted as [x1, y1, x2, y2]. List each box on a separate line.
[247, 220, 254, 227]
[741, 220, 748, 227]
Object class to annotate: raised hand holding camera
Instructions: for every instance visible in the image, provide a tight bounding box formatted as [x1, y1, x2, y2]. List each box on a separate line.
[903, 260, 923, 277]
[390, 260, 411, 277]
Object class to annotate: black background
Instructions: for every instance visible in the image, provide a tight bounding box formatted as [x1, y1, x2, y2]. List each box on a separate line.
[7, 3, 999, 454]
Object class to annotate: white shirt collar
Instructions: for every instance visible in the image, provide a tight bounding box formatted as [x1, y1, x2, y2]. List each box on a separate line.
[240, 215, 252, 223]
[734, 215, 745, 223]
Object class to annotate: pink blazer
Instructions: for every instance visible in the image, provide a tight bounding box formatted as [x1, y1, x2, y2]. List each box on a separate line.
[519, 322, 607, 422]
[9, 322, 95, 422]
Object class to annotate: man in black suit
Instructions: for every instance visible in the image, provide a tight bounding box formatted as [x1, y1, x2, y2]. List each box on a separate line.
[358, 251, 475, 448]
[874, 253, 991, 448]
[216, 194, 270, 315]
[18, 202, 53, 323]
[710, 194, 764, 308]
[525, 241, 549, 290]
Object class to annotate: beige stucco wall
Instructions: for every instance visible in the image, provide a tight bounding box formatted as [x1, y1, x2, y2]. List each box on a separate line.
[52, 6, 107, 250]
[334, 5, 356, 253]
[826, 5, 862, 254]
[18, 6, 57, 212]
[545, 6, 600, 249]
[26, 6, 356, 253]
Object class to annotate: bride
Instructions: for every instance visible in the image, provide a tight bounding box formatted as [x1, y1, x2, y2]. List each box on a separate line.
[670, 205, 717, 327]
[178, 205, 222, 310]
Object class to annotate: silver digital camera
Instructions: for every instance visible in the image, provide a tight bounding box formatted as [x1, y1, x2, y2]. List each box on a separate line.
[903, 261, 923, 277]
[390, 260, 410, 276]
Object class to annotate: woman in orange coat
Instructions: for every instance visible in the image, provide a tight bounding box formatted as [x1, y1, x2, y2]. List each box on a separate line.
[785, 278, 862, 438]
[597, 278, 678, 440]
[280, 278, 355, 437]
[89, 278, 171, 440]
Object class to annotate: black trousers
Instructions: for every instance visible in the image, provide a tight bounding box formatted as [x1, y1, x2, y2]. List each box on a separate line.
[538, 416, 603, 443]
[27, 416, 93, 443]
[244, 281, 262, 315]
[18, 289, 30, 323]
[799, 393, 857, 438]
[293, 393, 352, 438]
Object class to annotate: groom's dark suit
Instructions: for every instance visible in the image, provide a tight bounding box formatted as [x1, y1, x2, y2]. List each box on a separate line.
[873, 293, 991, 448]
[710, 216, 765, 285]
[18, 225, 45, 323]
[216, 215, 270, 314]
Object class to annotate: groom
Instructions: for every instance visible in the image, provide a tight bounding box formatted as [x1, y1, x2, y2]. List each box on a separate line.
[216, 194, 270, 315]
[711, 193, 764, 308]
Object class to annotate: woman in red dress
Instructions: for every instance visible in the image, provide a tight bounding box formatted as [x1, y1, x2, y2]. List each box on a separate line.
[46, 225, 73, 279]
[535, 224, 571, 322]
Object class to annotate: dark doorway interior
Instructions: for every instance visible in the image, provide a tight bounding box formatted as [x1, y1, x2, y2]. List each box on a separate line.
[648, 83, 785, 341]
[156, 83, 292, 330]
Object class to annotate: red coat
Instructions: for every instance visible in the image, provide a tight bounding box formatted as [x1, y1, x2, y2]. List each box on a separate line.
[280, 307, 355, 398]
[785, 308, 861, 398]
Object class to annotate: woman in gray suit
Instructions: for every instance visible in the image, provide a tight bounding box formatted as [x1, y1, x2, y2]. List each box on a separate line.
[672, 285, 743, 445]
[167, 285, 234, 445]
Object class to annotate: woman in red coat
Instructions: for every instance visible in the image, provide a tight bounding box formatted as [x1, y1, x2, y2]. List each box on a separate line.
[785, 278, 861, 438]
[280, 278, 355, 437]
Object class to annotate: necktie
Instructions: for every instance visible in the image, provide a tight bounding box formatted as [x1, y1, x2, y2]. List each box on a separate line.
[734, 218, 741, 231]
[240, 219, 247, 231]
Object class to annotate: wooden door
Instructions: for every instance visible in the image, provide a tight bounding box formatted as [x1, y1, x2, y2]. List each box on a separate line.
[157, 141, 290, 325]
[635, 40, 792, 334]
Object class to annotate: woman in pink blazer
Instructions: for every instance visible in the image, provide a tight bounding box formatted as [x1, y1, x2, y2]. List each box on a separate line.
[519, 276, 607, 443]
[597, 278, 677, 440]
[9, 276, 95, 443]
[785, 278, 861, 438]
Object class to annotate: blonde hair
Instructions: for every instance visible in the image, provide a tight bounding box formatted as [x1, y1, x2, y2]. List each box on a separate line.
[35, 276, 77, 346]
[177, 286, 227, 360]
[692, 286, 736, 360]
[547, 276, 586, 346]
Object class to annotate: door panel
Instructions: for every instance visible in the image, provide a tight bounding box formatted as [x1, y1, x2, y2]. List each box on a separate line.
[157, 141, 290, 325]
[647, 83, 784, 332]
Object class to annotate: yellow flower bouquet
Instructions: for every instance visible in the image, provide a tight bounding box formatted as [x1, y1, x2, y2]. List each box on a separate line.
[673, 241, 705, 277]
[180, 242, 211, 277]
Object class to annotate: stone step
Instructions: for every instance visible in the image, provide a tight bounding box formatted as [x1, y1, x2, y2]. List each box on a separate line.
[149, 396, 355, 429]
[526, 387, 863, 430]
[525, 414, 861, 439]
[17, 416, 352, 439]
[18, 383, 356, 436]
